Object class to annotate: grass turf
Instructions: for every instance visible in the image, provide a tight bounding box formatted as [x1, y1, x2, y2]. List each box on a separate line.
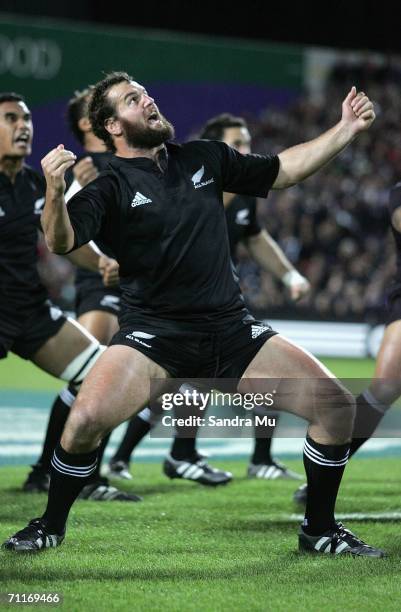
[1, 356, 398, 610]
[1, 459, 400, 611]
[0, 354, 63, 392]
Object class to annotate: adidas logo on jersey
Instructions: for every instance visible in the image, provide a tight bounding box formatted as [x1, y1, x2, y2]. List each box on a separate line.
[191, 166, 214, 190]
[251, 324, 270, 339]
[131, 192, 152, 207]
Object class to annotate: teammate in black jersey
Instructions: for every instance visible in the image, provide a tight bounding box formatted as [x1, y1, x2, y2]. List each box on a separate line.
[0, 92, 119, 484]
[109, 114, 309, 483]
[4, 73, 384, 557]
[23, 88, 141, 501]
[294, 180, 401, 505]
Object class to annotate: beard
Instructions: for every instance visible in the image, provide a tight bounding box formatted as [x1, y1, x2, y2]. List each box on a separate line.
[121, 113, 175, 149]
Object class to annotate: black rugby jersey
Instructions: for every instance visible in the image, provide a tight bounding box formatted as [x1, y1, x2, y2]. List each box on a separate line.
[66, 140, 279, 327]
[225, 194, 261, 261]
[388, 183, 401, 295]
[72, 151, 116, 290]
[0, 165, 48, 309]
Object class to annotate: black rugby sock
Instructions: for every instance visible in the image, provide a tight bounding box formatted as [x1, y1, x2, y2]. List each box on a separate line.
[42, 443, 98, 535]
[112, 413, 153, 463]
[170, 437, 197, 461]
[251, 438, 273, 465]
[302, 436, 349, 536]
[349, 391, 387, 458]
[37, 385, 76, 471]
[251, 412, 279, 464]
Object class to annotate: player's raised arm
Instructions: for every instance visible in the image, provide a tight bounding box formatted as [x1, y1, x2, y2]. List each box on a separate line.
[41, 144, 76, 253]
[273, 87, 375, 189]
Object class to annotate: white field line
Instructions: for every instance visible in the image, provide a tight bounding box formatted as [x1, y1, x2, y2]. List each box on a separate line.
[284, 512, 401, 522]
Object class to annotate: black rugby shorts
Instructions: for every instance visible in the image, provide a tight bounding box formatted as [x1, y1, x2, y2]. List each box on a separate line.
[109, 317, 277, 379]
[75, 283, 121, 318]
[0, 300, 66, 360]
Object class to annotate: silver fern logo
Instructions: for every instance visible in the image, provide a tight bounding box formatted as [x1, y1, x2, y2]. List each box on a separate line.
[235, 209, 250, 225]
[191, 166, 205, 185]
[191, 166, 214, 190]
[125, 330, 156, 348]
[100, 295, 121, 311]
[34, 197, 45, 214]
[130, 331, 155, 339]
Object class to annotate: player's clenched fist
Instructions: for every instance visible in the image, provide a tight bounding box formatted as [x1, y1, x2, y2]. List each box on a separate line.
[99, 255, 119, 287]
[41, 144, 77, 194]
[341, 86, 376, 135]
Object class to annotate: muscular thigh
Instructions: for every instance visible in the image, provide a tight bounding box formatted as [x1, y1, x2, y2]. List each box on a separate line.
[373, 321, 401, 379]
[370, 320, 401, 404]
[75, 283, 121, 344]
[239, 334, 351, 420]
[65, 344, 170, 439]
[241, 334, 333, 379]
[77, 311, 119, 345]
[31, 318, 94, 377]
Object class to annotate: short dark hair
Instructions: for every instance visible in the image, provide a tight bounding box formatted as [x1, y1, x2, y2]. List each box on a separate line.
[67, 87, 93, 145]
[199, 113, 247, 140]
[0, 92, 25, 106]
[89, 71, 133, 152]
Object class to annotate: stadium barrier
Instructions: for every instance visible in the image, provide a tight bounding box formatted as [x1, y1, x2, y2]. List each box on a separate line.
[266, 320, 385, 358]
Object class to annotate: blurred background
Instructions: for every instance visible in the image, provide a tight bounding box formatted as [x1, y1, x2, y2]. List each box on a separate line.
[2, 0, 401, 471]
[1, 1, 400, 356]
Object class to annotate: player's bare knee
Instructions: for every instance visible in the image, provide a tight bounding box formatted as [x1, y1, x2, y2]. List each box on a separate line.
[313, 383, 355, 437]
[336, 389, 356, 427]
[63, 402, 105, 449]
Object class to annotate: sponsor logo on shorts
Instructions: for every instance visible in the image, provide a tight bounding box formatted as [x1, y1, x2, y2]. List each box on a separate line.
[125, 330, 155, 348]
[100, 295, 121, 311]
[191, 166, 214, 190]
[251, 324, 270, 339]
[131, 192, 152, 207]
[34, 197, 45, 214]
[235, 209, 250, 225]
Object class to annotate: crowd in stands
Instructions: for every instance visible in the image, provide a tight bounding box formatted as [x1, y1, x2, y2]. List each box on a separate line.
[39, 61, 401, 323]
[240, 60, 401, 322]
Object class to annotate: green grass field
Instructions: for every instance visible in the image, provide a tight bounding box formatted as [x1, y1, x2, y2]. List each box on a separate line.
[1, 355, 400, 611]
[1, 461, 401, 611]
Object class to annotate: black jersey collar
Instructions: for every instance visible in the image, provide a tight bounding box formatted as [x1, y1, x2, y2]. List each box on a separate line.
[110, 142, 182, 172]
